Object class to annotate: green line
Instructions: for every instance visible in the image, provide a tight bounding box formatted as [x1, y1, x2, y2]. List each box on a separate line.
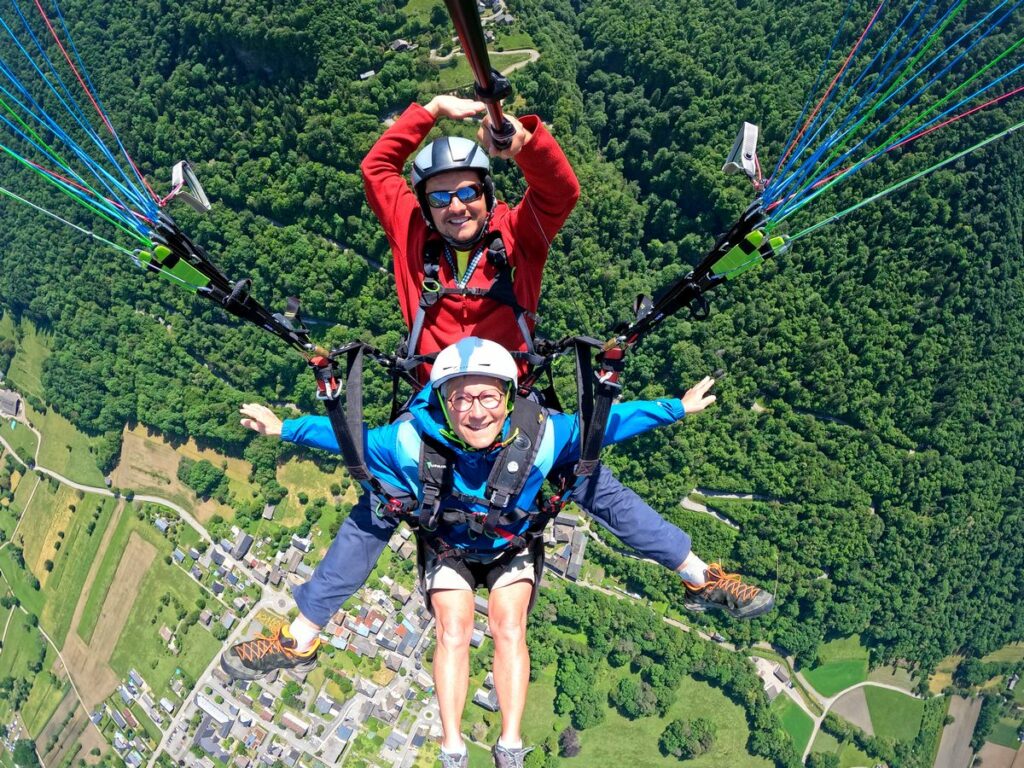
[0, 184, 148, 256]
[785, 1, 968, 206]
[781, 116, 1024, 243]
[886, 32, 1024, 147]
[0, 142, 150, 246]
[0, 92, 114, 215]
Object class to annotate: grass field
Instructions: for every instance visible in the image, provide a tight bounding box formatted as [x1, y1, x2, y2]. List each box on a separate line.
[0, 421, 38, 463]
[802, 636, 869, 698]
[39, 495, 117, 645]
[982, 643, 1024, 664]
[511, 663, 772, 768]
[772, 696, 815, 756]
[493, 31, 535, 50]
[810, 730, 875, 768]
[108, 560, 221, 698]
[988, 717, 1023, 749]
[930, 654, 961, 694]
[435, 52, 533, 90]
[26, 403, 104, 486]
[74, 504, 138, 644]
[16, 481, 75, 586]
[4, 320, 50, 401]
[0, 548, 45, 618]
[0, 615, 64, 734]
[275, 456, 352, 527]
[866, 664, 916, 691]
[863, 686, 923, 742]
[19, 651, 66, 737]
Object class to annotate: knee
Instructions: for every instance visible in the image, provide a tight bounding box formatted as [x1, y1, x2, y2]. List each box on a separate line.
[435, 614, 474, 650]
[489, 614, 527, 649]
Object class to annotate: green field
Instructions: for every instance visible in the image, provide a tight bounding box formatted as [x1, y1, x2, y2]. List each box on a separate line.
[0, 613, 65, 734]
[39, 495, 118, 645]
[772, 696, 815, 756]
[19, 650, 67, 737]
[802, 636, 869, 698]
[108, 559, 221, 698]
[982, 642, 1024, 664]
[863, 686, 923, 742]
[0, 548, 45, 618]
[988, 717, 1023, 749]
[810, 730, 875, 768]
[74, 503, 137, 644]
[0, 421, 38, 464]
[493, 31, 535, 50]
[509, 663, 772, 768]
[26, 403, 104, 486]
[3, 319, 50, 401]
[435, 51, 532, 90]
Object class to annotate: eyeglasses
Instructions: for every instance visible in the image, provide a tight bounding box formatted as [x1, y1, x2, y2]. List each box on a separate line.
[446, 390, 505, 413]
[426, 183, 485, 209]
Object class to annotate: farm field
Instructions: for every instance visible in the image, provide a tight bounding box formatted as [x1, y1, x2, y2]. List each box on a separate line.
[772, 696, 815, 756]
[802, 635, 869, 698]
[108, 558, 221, 698]
[0, 420, 38, 463]
[863, 686, 923, 742]
[809, 730, 875, 768]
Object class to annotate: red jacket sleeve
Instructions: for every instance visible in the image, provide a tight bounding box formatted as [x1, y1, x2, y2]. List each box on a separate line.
[504, 115, 581, 267]
[360, 103, 437, 327]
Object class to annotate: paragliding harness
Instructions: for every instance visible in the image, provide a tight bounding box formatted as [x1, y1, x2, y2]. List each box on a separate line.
[393, 232, 550, 409]
[308, 344, 569, 537]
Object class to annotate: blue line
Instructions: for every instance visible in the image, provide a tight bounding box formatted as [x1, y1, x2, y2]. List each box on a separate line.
[0, 8, 150, 226]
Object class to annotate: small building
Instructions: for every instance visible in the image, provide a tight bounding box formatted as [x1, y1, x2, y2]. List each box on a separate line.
[232, 532, 254, 560]
[158, 626, 174, 645]
[154, 518, 170, 534]
[291, 535, 313, 553]
[0, 390, 21, 418]
[285, 547, 304, 573]
[359, 69, 376, 81]
[280, 712, 309, 738]
[110, 709, 128, 730]
[172, 548, 186, 563]
[389, 38, 414, 52]
[199, 610, 213, 626]
[221, 612, 236, 630]
[1008, 672, 1020, 691]
[262, 503, 276, 520]
[472, 687, 499, 712]
[159, 697, 175, 714]
[772, 665, 792, 688]
[128, 669, 145, 688]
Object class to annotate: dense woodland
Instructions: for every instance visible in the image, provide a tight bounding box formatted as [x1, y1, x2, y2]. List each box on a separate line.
[1, 0, 1023, 713]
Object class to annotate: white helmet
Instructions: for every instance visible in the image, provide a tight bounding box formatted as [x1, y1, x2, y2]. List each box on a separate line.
[430, 337, 518, 390]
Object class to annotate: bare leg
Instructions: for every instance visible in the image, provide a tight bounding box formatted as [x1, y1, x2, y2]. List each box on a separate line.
[487, 580, 533, 744]
[430, 588, 476, 751]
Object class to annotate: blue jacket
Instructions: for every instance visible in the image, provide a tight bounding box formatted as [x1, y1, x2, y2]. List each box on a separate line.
[282, 388, 686, 555]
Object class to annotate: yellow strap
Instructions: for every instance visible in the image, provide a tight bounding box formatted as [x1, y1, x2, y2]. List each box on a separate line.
[455, 249, 470, 281]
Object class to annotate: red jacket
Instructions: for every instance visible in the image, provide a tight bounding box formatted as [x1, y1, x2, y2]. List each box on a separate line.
[361, 103, 580, 379]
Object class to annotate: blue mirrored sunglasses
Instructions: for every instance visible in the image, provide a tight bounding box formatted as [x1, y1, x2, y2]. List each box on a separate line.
[426, 183, 484, 209]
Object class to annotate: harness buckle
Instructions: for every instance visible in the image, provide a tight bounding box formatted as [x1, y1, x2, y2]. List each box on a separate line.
[489, 490, 512, 509]
[421, 278, 442, 308]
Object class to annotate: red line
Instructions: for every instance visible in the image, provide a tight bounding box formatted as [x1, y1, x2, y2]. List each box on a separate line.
[26, 157, 154, 224]
[32, 0, 159, 203]
[768, 84, 1024, 215]
[778, 0, 888, 171]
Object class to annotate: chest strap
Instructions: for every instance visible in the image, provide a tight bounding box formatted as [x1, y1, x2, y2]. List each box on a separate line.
[416, 397, 548, 539]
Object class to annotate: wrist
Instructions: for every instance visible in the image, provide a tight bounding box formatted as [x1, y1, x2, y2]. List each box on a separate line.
[423, 98, 441, 118]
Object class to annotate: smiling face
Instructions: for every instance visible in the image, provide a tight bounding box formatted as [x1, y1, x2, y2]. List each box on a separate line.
[442, 374, 510, 449]
[424, 169, 489, 245]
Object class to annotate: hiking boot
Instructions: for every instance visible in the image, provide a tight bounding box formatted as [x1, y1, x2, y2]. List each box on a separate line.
[438, 750, 468, 768]
[219, 626, 319, 681]
[492, 744, 534, 768]
[683, 563, 775, 619]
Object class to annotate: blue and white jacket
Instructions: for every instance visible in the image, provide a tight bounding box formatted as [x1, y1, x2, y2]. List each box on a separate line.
[281, 388, 686, 556]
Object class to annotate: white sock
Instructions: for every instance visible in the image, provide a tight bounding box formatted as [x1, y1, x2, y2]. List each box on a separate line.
[678, 552, 709, 586]
[441, 741, 466, 756]
[498, 737, 523, 749]
[287, 616, 320, 652]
